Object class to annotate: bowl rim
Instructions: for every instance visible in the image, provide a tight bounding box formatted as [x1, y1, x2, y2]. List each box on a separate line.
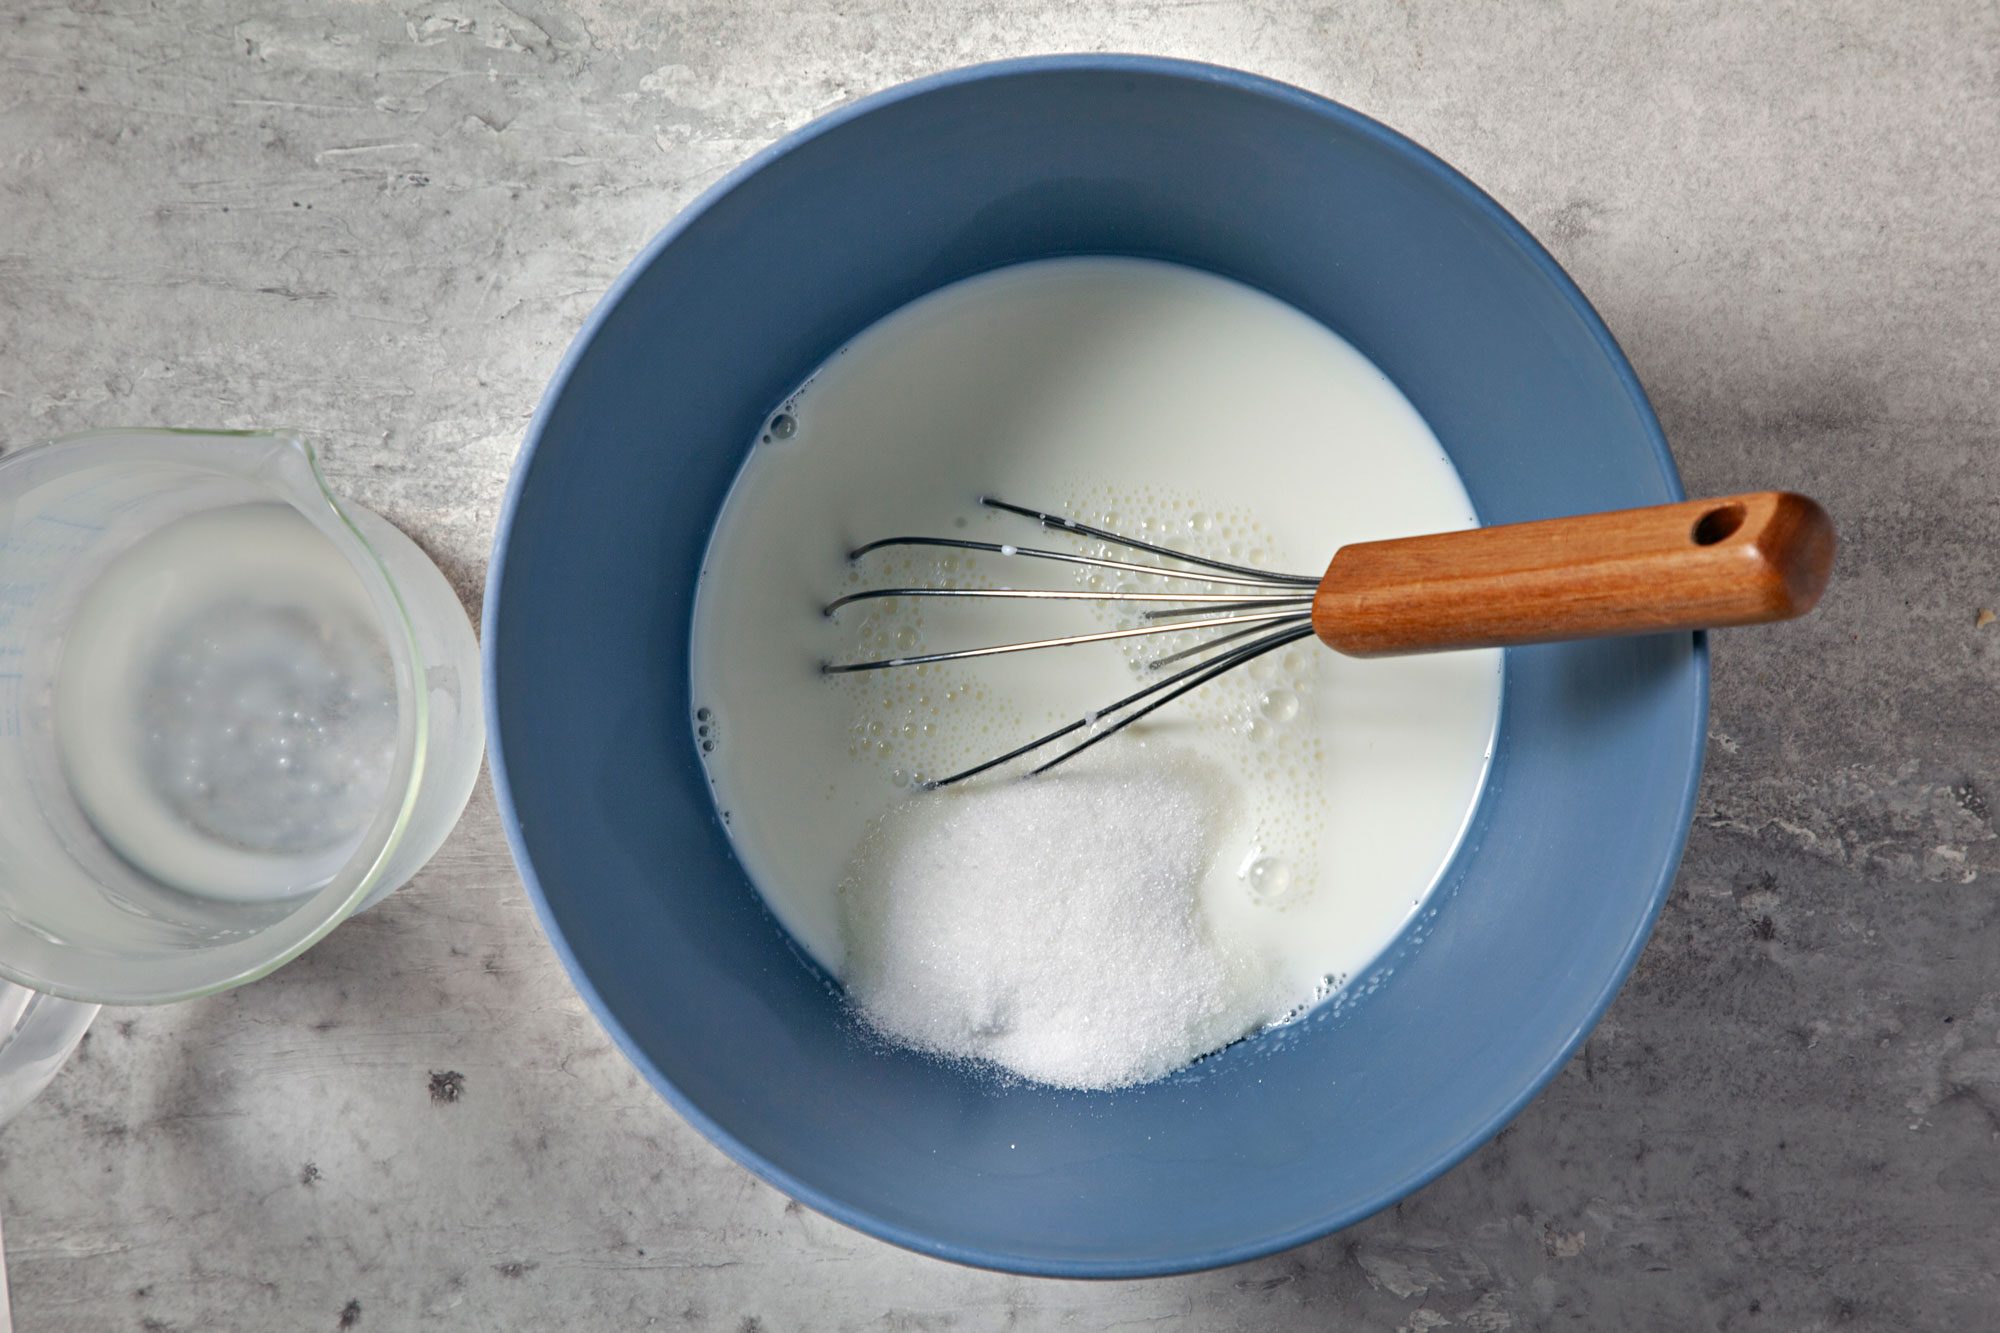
[484, 52, 1708, 1278]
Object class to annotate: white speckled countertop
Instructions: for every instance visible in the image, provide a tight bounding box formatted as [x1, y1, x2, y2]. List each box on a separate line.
[2, 2, 1996, 1326]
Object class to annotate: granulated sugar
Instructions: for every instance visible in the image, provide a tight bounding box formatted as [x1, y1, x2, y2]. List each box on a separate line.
[837, 755, 1284, 1090]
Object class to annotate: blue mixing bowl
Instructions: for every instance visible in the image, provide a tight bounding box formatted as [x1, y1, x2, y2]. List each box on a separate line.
[486, 56, 1704, 1276]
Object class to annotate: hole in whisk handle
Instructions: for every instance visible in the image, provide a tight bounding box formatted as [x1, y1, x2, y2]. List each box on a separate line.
[1691, 504, 1746, 546]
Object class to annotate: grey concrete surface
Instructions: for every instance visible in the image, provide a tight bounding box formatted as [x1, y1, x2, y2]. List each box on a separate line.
[2, 1, 1996, 1328]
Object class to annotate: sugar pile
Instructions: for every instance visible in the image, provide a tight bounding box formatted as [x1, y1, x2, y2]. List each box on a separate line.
[837, 755, 1284, 1090]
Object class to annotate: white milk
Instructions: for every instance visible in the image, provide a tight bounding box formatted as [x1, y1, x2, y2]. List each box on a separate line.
[691, 258, 1501, 1061]
[54, 503, 398, 902]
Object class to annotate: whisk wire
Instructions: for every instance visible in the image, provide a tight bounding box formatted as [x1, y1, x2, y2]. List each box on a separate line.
[978, 497, 1320, 585]
[1025, 624, 1316, 778]
[824, 586, 1310, 616]
[820, 608, 1310, 674]
[845, 535, 1304, 591]
[925, 619, 1313, 788]
[831, 498, 1323, 781]
[1146, 618, 1293, 669]
[1139, 597, 1314, 622]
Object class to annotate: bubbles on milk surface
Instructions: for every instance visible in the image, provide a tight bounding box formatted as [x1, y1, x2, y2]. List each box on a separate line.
[1241, 854, 1298, 906]
[739, 398, 1032, 789]
[823, 538, 1029, 790]
[1053, 481, 1329, 914]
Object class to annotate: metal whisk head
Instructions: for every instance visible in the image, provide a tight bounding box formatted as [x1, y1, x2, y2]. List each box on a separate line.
[822, 498, 1320, 787]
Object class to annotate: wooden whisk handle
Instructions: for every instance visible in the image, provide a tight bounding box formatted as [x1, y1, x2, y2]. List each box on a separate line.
[1311, 491, 1835, 657]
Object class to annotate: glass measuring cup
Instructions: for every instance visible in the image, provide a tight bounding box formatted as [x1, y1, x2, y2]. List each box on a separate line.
[0, 429, 483, 1004]
[0, 981, 96, 1125]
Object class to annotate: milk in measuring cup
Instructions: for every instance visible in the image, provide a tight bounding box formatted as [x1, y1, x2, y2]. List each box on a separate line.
[53, 503, 397, 902]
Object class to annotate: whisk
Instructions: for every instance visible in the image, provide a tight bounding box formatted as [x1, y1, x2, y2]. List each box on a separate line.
[824, 492, 1835, 787]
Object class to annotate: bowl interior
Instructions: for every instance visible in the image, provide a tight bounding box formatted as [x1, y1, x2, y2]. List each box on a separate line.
[487, 58, 1702, 1277]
